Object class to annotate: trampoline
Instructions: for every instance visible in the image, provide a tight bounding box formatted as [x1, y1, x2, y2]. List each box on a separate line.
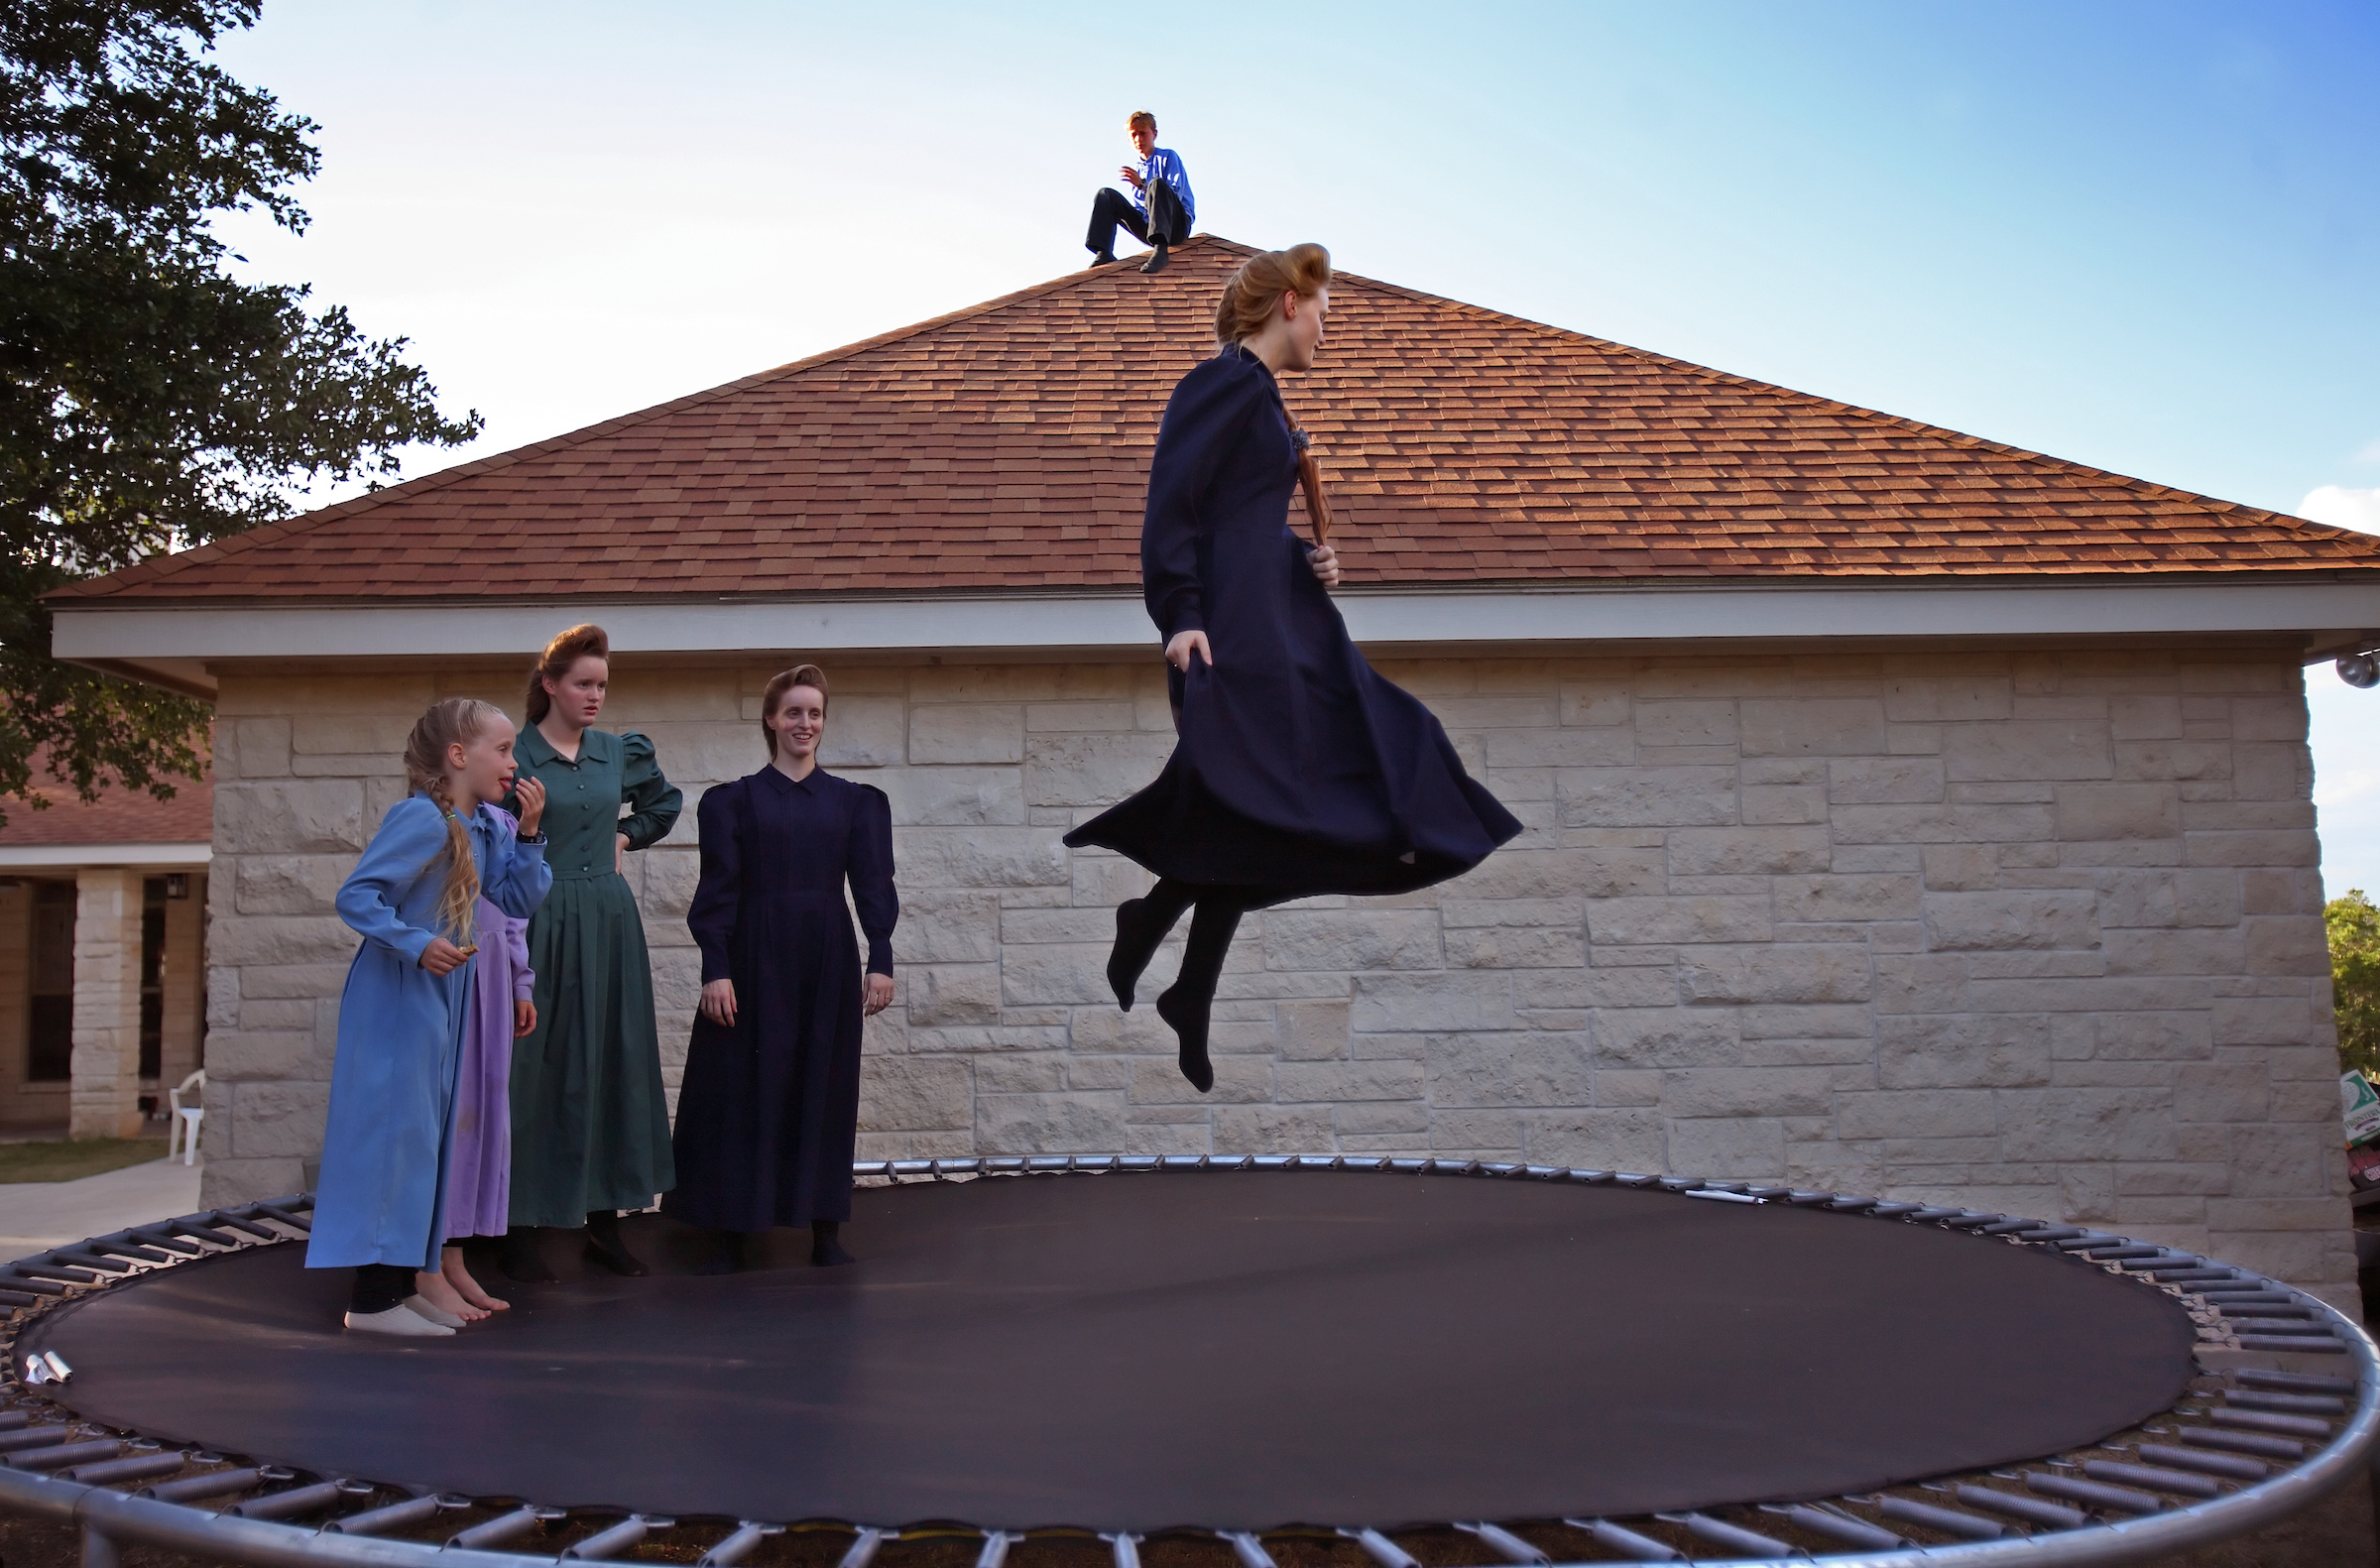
[0, 1155, 2374, 1568]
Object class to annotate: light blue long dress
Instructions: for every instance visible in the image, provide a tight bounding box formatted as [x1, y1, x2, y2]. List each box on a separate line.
[306, 796, 551, 1271]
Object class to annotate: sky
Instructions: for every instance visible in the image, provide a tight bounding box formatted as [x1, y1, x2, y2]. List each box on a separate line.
[203, 0, 2380, 890]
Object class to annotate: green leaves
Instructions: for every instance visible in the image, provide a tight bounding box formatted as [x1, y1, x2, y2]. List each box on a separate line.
[2328, 890, 2380, 1079]
[0, 1, 479, 822]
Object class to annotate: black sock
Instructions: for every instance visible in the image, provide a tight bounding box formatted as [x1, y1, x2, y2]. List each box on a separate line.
[811, 1220, 854, 1266]
[1110, 878, 1195, 1008]
[349, 1264, 415, 1316]
[1157, 896, 1244, 1092]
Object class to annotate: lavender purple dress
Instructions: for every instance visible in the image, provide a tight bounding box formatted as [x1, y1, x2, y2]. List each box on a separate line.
[445, 899, 535, 1242]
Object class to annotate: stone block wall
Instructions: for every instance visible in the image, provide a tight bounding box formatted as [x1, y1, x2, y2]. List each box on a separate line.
[68, 867, 143, 1139]
[199, 645, 2354, 1305]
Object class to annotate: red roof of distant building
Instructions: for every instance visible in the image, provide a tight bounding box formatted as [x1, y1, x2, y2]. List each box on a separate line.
[0, 752, 211, 848]
[51, 236, 2380, 605]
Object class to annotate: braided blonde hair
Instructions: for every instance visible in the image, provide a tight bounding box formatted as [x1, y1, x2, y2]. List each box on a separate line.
[402, 698, 504, 942]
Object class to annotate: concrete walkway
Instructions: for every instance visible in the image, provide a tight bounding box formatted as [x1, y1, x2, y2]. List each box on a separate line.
[0, 1156, 202, 1261]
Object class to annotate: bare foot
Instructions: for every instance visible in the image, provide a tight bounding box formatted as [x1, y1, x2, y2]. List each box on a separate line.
[441, 1247, 510, 1312]
[413, 1266, 490, 1322]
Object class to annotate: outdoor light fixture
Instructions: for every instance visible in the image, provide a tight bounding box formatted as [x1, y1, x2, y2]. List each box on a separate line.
[165, 874, 189, 900]
[2339, 651, 2380, 688]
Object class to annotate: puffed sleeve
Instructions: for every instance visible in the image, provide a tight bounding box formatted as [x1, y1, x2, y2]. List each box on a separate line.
[335, 796, 451, 964]
[617, 732, 683, 851]
[1142, 353, 1267, 641]
[687, 781, 743, 985]
[845, 784, 898, 977]
[478, 808, 551, 920]
[503, 912, 535, 1003]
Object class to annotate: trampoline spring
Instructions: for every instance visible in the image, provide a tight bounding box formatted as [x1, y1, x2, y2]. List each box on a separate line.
[2225, 1318, 2331, 1336]
[1654, 1511, 1793, 1557]
[45, 1252, 128, 1275]
[63, 1452, 187, 1487]
[247, 1204, 311, 1234]
[202, 1212, 278, 1243]
[0, 1411, 25, 1431]
[1904, 1206, 1964, 1222]
[2237, 1334, 2345, 1354]
[2082, 1460, 2220, 1499]
[1873, 1496, 2003, 1540]
[1451, 1521, 1548, 1564]
[1784, 1190, 1837, 1206]
[2238, 1368, 2356, 1395]
[448, 1504, 558, 1549]
[1824, 1196, 1881, 1213]
[566, 1514, 658, 1560]
[699, 1522, 781, 1566]
[2224, 1387, 2346, 1415]
[2135, 1444, 2268, 1481]
[1757, 1505, 1902, 1550]
[140, 1466, 264, 1503]
[1612, 1173, 1660, 1188]
[333, 1494, 446, 1536]
[2206, 1407, 2332, 1438]
[1655, 1176, 1699, 1192]
[122, 1231, 201, 1258]
[1866, 1201, 1927, 1218]
[1556, 1518, 1679, 1562]
[1952, 1485, 2084, 1528]
[1742, 1186, 1793, 1200]
[0, 1425, 72, 1453]
[2179, 1426, 2305, 1460]
[11, 1439, 125, 1471]
[1977, 1219, 2051, 1236]
[0, 1290, 36, 1307]
[839, 1525, 892, 1568]
[11, 1264, 96, 1284]
[2083, 1245, 2165, 1260]
[1252, 1156, 1295, 1171]
[2023, 1471, 2162, 1514]
[1939, 1213, 2003, 1230]
[1685, 1188, 1760, 1205]
[164, 1217, 243, 1247]
[975, 1529, 1020, 1568]
[1102, 1531, 1143, 1568]
[1338, 1526, 1420, 1568]
[229, 1480, 353, 1519]
[1573, 1170, 1618, 1184]
[1220, 1529, 1275, 1568]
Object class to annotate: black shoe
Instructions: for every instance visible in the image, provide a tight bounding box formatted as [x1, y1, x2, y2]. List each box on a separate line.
[1089, 251, 1118, 267]
[500, 1228, 556, 1284]
[1107, 898, 1161, 1012]
[583, 1211, 649, 1277]
[810, 1221, 855, 1267]
[1139, 245, 1169, 275]
[691, 1230, 747, 1276]
[1155, 984, 1215, 1093]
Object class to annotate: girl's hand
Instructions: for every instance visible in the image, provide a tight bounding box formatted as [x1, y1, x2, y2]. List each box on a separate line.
[420, 937, 469, 976]
[863, 974, 894, 1017]
[1307, 543, 1340, 588]
[514, 776, 546, 837]
[700, 978, 737, 1027]
[1165, 629, 1212, 671]
[616, 831, 629, 873]
[514, 1000, 536, 1037]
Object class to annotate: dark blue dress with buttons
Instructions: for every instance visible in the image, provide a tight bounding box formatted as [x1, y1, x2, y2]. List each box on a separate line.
[665, 765, 897, 1232]
[1065, 344, 1520, 896]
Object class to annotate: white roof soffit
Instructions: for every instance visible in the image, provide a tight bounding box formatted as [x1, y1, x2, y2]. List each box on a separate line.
[50, 579, 2380, 665]
[0, 842, 211, 870]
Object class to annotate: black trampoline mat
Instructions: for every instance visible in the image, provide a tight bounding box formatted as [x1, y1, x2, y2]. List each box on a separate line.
[31, 1171, 2198, 1530]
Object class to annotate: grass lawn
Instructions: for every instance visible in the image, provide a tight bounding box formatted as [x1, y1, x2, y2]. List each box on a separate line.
[0, 1135, 170, 1184]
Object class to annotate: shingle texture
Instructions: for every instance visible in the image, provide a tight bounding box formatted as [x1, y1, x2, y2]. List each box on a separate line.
[57, 236, 2380, 604]
[0, 756, 211, 847]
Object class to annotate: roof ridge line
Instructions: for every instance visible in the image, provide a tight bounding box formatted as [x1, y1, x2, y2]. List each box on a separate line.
[70, 235, 1262, 598]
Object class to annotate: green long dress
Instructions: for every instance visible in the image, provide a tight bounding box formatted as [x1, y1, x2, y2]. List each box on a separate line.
[507, 726, 683, 1226]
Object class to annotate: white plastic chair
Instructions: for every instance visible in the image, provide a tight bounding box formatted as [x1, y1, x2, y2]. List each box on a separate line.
[167, 1068, 205, 1165]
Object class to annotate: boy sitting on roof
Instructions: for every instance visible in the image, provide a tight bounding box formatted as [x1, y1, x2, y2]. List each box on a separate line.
[1088, 111, 1195, 275]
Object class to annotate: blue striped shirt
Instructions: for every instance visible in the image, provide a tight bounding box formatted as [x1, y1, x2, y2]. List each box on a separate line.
[1133, 147, 1196, 230]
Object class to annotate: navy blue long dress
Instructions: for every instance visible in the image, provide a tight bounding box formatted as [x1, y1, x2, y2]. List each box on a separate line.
[664, 765, 897, 1232]
[1065, 344, 1519, 898]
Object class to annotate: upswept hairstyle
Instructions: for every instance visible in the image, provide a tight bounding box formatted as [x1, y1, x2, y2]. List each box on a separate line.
[1128, 110, 1156, 134]
[524, 624, 611, 724]
[403, 697, 506, 942]
[1214, 243, 1331, 345]
[761, 664, 830, 758]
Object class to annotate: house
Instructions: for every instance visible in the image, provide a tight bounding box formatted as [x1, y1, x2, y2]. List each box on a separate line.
[0, 756, 210, 1138]
[48, 237, 2380, 1307]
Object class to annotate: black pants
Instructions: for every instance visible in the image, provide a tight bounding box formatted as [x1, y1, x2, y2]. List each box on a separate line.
[1087, 182, 1187, 257]
[351, 1264, 416, 1315]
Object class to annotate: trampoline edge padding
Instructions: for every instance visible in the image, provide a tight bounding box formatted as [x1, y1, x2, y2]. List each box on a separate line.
[0, 1160, 2373, 1568]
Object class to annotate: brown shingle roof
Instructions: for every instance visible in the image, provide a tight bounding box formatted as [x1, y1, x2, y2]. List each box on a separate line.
[55, 236, 2380, 604]
[0, 751, 212, 847]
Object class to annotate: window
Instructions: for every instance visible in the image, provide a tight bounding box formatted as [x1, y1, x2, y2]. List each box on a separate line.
[28, 882, 74, 1082]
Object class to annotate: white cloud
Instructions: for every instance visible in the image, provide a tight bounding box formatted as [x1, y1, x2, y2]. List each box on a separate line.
[2298, 485, 2380, 534]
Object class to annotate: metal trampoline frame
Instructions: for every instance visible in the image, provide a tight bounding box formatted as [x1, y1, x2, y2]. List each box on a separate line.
[0, 1153, 2372, 1568]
